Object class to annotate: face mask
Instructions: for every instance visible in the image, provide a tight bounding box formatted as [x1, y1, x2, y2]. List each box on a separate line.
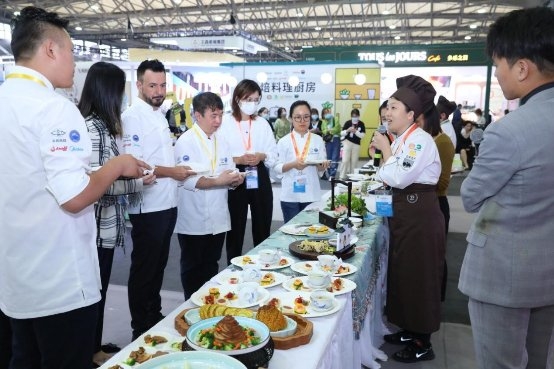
[262, 114, 269, 120]
[239, 101, 258, 116]
[281, 112, 287, 118]
[325, 113, 333, 120]
[311, 114, 319, 121]
[352, 117, 359, 124]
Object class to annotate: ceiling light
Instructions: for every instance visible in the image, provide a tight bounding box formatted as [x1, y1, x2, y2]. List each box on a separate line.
[383, 10, 390, 15]
[120, 38, 127, 41]
[477, 8, 487, 14]
[389, 25, 397, 30]
[315, 26, 322, 31]
[267, 39, 272, 43]
[229, 13, 236, 25]
[354, 70, 366, 85]
[75, 26, 82, 31]
[394, 35, 400, 40]
[214, 15, 223, 21]
[329, 37, 334, 40]
[302, 45, 313, 49]
[469, 24, 478, 29]
[285, 46, 290, 51]
[91, 4, 99, 10]
[296, 12, 303, 17]
[465, 35, 472, 40]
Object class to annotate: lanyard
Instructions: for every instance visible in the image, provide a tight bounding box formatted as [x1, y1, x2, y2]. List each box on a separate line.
[290, 131, 312, 161]
[392, 124, 418, 156]
[192, 125, 217, 174]
[6, 73, 47, 87]
[236, 119, 252, 151]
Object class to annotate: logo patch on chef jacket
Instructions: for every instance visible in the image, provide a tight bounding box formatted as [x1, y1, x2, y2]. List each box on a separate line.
[220, 157, 228, 164]
[182, 155, 190, 162]
[402, 155, 415, 168]
[51, 129, 66, 137]
[415, 144, 422, 151]
[311, 147, 319, 154]
[69, 130, 80, 142]
[407, 193, 418, 203]
[132, 134, 139, 142]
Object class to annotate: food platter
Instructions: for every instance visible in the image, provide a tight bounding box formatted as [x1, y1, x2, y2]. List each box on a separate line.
[346, 173, 369, 181]
[282, 276, 357, 296]
[214, 271, 290, 289]
[288, 240, 355, 261]
[190, 285, 270, 308]
[263, 291, 342, 318]
[279, 224, 309, 236]
[139, 351, 247, 369]
[290, 261, 358, 277]
[230, 255, 294, 270]
[303, 225, 335, 239]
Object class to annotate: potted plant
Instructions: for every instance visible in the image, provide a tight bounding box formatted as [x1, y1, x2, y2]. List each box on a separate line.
[339, 89, 350, 100]
[326, 193, 367, 217]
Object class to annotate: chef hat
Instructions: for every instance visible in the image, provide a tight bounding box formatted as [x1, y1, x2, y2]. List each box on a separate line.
[391, 75, 437, 118]
[436, 95, 457, 116]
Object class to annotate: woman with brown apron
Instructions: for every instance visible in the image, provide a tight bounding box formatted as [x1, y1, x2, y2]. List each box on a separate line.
[373, 75, 446, 363]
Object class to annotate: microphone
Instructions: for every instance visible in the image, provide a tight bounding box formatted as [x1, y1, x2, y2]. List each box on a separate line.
[373, 125, 389, 167]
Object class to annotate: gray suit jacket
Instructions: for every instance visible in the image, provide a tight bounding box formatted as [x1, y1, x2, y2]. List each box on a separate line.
[458, 85, 554, 308]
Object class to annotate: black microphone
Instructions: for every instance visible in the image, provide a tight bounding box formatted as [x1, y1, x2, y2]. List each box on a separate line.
[373, 125, 388, 167]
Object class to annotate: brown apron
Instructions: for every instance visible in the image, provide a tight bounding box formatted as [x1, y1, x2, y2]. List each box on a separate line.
[385, 183, 445, 333]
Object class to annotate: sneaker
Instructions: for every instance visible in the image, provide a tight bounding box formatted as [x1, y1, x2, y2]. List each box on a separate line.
[392, 340, 435, 363]
[384, 331, 413, 345]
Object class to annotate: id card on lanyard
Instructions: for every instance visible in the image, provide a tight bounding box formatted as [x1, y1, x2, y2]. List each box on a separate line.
[237, 119, 259, 189]
[290, 132, 311, 194]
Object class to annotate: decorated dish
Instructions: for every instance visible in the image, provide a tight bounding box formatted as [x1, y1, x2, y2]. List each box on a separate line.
[282, 276, 357, 295]
[230, 255, 293, 270]
[190, 285, 270, 308]
[290, 260, 358, 277]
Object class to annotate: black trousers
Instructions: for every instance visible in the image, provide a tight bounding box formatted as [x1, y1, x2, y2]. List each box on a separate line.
[9, 303, 97, 369]
[178, 233, 225, 300]
[226, 163, 273, 264]
[0, 309, 12, 368]
[94, 247, 115, 353]
[438, 195, 450, 301]
[128, 207, 177, 339]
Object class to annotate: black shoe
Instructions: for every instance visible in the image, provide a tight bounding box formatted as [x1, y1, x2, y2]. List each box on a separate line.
[100, 343, 121, 353]
[392, 340, 435, 363]
[384, 331, 413, 345]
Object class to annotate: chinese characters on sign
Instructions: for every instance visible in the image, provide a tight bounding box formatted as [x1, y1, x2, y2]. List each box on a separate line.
[259, 81, 317, 93]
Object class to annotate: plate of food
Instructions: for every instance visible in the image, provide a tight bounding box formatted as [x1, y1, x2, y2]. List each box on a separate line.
[214, 271, 290, 288]
[119, 345, 171, 367]
[230, 255, 294, 270]
[304, 224, 335, 238]
[262, 291, 342, 318]
[282, 276, 357, 296]
[279, 223, 310, 236]
[186, 316, 270, 355]
[347, 173, 368, 181]
[288, 239, 356, 260]
[190, 285, 270, 308]
[290, 260, 358, 277]
[139, 351, 247, 369]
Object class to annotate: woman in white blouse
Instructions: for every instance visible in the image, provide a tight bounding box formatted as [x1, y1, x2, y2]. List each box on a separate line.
[274, 100, 330, 222]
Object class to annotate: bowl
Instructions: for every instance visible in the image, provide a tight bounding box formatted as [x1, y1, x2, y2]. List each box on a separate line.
[349, 217, 363, 228]
[309, 290, 335, 311]
[269, 315, 298, 338]
[184, 308, 201, 326]
[138, 351, 247, 369]
[186, 316, 270, 355]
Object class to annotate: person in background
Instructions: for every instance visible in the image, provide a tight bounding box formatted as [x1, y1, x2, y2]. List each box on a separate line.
[0, 7, 148, 368]
[274, 100, 329, 222]
[219, 79, 277, 264]
[451, 103, 463, 153]
[78, 61, 157, 366]
[459, 120, 477, 170]
[258, 106, 273, 132]
[459, 7, 554, 369]
[165, 100, 187, 137]
[373, 75, 444, 363]
[339, 108, 366, 179]
[309, 107, 322, 136]
[174, 92, 244, 299]
[0, 311, 11, 368]
[416, 104, 455, 302]
[368, 100, 391, 160]
[436, 95, 457, 149]
[321, 105, 341, 178]
[474, 108, 486, 128]
[121, 59, 195, 340]
[273, 106, 290, 141]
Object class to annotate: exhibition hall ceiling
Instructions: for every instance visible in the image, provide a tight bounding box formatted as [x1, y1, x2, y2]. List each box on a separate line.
[0, 0, 548, 62]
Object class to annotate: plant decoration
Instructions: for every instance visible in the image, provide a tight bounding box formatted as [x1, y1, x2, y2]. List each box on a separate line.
[339, 88, 350, 96]
[326, 193, 368, 217]
[321, 101, 334, 109]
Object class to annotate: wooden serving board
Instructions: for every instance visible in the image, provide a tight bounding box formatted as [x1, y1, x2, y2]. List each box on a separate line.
[288, 240, 355, 261]
[174, 308, 195, 336]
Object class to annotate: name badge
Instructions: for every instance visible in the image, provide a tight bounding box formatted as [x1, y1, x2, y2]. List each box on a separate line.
[293, 174, 307, 193]
[245, 166, 259, 189]
[375, 190, 393, 217]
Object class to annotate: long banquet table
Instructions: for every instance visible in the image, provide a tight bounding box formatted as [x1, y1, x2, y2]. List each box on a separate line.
[100, 201, 390, 369]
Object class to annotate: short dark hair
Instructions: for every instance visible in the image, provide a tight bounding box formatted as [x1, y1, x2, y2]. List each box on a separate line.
[277, 107, 287, 118]
[192, 92, 224, 116]
[421, 106, 441, 137]
[351, 108, 360, 117]
[486, 7, 554, 73]
[231, 79, 262, 121]
[257, 107, 267, 115]
[310, 108, 319, 115]
[78, 62, 126, 137]
[137, 59, 165, 82]
[379, 100, 388, 114]
[10, 6, 69, 62]
[289, 100, 311, 118]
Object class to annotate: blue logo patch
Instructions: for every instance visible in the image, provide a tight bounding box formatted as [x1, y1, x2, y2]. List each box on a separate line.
[182, 155, 190, 162]
[69, 130, 80, 142]
[133, 135, 139, 142]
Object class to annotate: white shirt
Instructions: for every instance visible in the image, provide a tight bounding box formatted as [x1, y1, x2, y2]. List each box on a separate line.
[440, 119, 457, 148]
[219, 114, 277, 169]
[174, 125, 236, 235]
[0, 66, 101, 318]
[377, 125, 441, 189]
[275, 131, 327, 202]
[121, 98, 177, 213]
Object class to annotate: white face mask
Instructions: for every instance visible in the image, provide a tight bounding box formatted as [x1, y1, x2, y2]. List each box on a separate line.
[240, 101, 258, 116]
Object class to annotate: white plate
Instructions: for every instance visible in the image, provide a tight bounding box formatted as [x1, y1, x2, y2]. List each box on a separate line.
[215, 271, 290, 289]
[304, 159, 327, 165]
[190, 285, 270, 308]
[290, 261, 358, 277]
[138, 350, 247, 369]
[230, 255, 294, 270]
[279, 224, 309, 236]
[347, 173, 368, 181]
[264, 291, 342, 318]
[304, 225, 335, 239]
[282, 276, 357, 296]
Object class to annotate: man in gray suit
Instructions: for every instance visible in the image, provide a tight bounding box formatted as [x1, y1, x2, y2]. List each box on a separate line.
[458, 7, 554, 369]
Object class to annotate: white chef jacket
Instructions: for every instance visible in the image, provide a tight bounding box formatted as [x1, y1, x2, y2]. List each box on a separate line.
[0, 66, 101, 318]
[440, 119, 457, 149]
[174, 125, 236, 235]
[218, 114, 277, 169]
[121, 98, 177, 214]
[275, 131, 327, 203]
[377, 125, 441, 189]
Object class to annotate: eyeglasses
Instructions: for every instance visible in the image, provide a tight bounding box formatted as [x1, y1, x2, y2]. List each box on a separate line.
[292, 115, 311, 122]
[241, 98, 261, 105]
